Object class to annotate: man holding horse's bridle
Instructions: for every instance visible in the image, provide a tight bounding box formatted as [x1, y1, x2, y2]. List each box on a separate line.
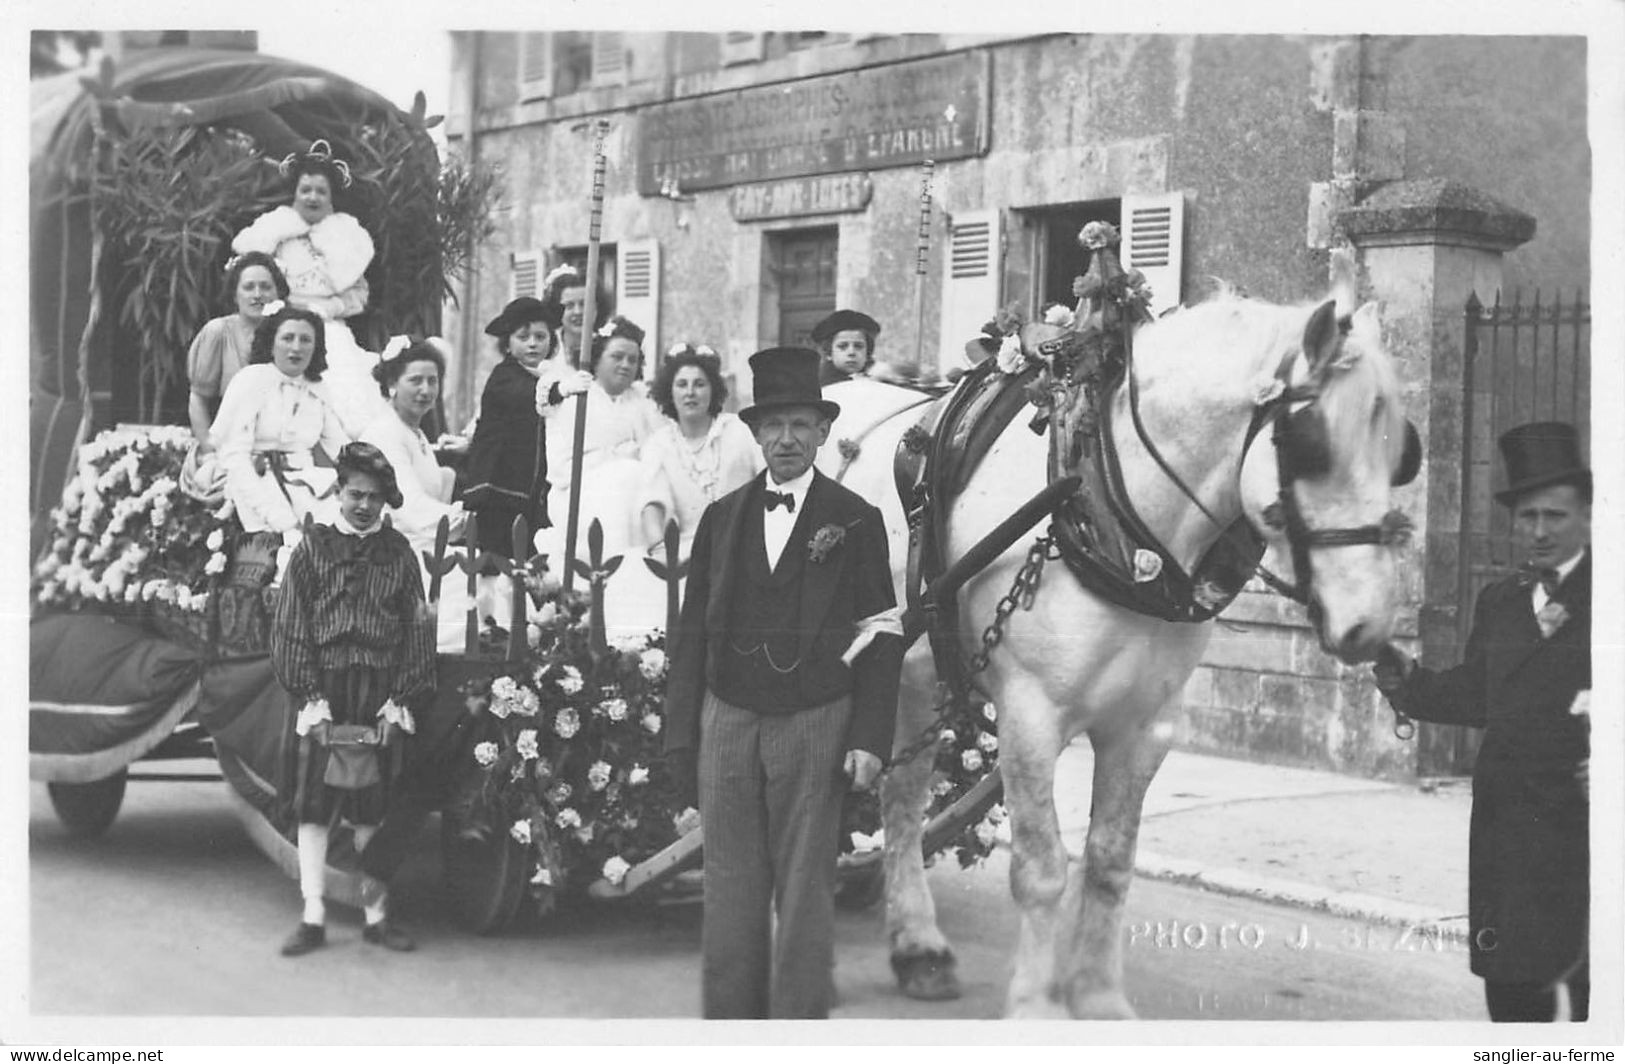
[663, 346, 904, 1019]
[1374, 421, 1591, 1023]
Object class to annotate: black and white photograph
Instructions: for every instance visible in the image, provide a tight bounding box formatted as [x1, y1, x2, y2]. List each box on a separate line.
[6, 0, 1622, 1052]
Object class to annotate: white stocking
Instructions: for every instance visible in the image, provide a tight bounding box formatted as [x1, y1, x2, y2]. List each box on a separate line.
[296, 823, 329, 925]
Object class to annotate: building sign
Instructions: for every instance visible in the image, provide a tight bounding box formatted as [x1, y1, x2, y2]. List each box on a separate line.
[637, 50, 989, 196]
[728, 174, 873, 221]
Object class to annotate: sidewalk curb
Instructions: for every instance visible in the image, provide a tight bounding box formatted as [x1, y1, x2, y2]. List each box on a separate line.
[1135, 849, 1470, 942]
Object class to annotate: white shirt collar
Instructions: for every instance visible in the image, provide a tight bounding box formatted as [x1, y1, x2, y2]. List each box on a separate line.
[766, 466, 816, 507]
[336, 515, 382, 538]
[1553, 547, 1586, 582]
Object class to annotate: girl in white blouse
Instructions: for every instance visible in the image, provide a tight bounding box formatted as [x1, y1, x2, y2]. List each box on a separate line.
[211, 304, 349, 538]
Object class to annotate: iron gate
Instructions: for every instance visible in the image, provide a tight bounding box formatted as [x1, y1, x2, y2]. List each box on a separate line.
[1419, 289, 1590, 776]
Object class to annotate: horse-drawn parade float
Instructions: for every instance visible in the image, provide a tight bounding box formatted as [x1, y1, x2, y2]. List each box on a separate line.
[30, 47, 1423, 1018]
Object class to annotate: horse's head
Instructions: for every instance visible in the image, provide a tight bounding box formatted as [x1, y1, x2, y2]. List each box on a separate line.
[1242, 299, 1419, 663]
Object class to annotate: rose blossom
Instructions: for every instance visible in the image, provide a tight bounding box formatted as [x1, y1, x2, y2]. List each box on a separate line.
[961, 748, 984, 773]
[638, 648, 666, 680]
[640, 712, 662, 735]
[510, 819, 533, 845]
[977, 732, 998, 753]
[473, 742, 499, 767]
[627, 765, 650, 787]
[516, 729, 539, 760]
[557, 666, 584, 694]
[553, 707, 580, 739]
[602, 856, 631, 886]
[587, 761, 612, 791]
[555, 807, 582, 830]
[598, 697, 628, 722]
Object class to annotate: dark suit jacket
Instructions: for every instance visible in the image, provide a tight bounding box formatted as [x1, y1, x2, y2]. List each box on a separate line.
[1389, 551, 1590, 983]
[663, 469, 903, 761]
[459, 358, 548, 552]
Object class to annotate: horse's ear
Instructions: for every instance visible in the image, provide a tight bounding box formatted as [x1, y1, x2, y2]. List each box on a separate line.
[1302, 299, 1341, 376]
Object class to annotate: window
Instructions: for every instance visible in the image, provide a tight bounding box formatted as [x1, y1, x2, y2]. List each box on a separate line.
[519, 33, 554, 101]
[938, 209, 1002, 370]
[720, 32, 766, 66]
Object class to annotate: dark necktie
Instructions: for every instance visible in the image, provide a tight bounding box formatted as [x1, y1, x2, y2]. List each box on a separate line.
[764, 490, 796, 513]
[1520, 563, 1561, 598]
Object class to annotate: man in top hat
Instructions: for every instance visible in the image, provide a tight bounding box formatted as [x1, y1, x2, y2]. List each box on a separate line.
[663, 346, 903, 1019]
[810, 308, 881, 386]
[1374, 421, 1592, 1022]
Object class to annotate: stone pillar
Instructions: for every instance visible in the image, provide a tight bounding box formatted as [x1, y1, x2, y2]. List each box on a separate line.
[1338, 179, 1534, 771]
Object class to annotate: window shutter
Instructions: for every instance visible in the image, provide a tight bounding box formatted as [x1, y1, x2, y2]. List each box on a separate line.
[591, 32, 626, 87]
[511, 250, 543, 300]
[1121, 192, 1185, 318]
[937, 209, 1002, 370]
[720, 32, 765, 66]
[519, 33, 555, 101]
[615, 240, 661, 356]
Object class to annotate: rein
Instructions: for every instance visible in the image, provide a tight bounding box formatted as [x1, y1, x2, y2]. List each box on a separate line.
[1122, 316, 1410, 606]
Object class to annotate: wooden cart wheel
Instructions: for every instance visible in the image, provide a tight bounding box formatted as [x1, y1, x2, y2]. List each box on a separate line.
[47, 770, 128, 837]
[834, 858, 885, 911]
[441, 817, 528, 936]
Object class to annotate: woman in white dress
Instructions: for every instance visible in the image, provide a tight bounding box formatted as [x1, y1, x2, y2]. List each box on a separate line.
[231, 140, 385, 437]
[534, 315, 660, 564]
[211, 304, 349, 543]
[637, 343, 762, 564]
[359, 339, 471, 650]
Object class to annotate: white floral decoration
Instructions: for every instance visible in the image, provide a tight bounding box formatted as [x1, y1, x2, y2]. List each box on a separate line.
[510, 819, 533, 845]
[602, 855, 632, 886]
[473, 741, 500, 767]
[516, 729, 540, 761]
[553, 706, 580, 739]
[587, 761, 613, 791]
[995, 333, 1028, 375]
[640, 712, 662, 735]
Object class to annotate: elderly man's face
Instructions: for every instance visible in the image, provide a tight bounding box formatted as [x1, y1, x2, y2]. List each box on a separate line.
[1512, 483, 1590, 569]
[753, 405, 830, 484]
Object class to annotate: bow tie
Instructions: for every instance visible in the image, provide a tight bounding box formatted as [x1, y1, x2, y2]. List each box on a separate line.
[1518, 563, 1561, 597]
[764, 490, 796, 513]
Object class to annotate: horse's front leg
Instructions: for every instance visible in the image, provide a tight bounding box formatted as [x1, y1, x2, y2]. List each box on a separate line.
[1062, 722, 1172, 1019]
[999, 682, 1073, 1019]
[882, 655, 962, 1000]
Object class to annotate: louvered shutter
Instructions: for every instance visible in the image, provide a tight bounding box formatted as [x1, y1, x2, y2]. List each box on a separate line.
[519, 33, 554, 101]
[592, 32, 626, 87]
[615, 240, 661, 356]
[511, 250, 543, 300]
[937, 209, 1002, 370]
[1121, 192, 1184, 318]
[720, 32, 766, 66]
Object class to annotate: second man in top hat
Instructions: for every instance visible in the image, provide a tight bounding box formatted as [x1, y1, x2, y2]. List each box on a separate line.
[1374, 420, 1592, 1022]
[663, 345, 903, 1019]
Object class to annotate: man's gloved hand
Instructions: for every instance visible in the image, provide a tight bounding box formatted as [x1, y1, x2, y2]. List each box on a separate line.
[1372, 643, 1412, 696]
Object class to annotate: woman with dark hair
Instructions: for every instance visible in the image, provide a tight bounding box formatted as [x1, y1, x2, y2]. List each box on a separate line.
[637, 342, 761, 562]
[187, 250, 290, 447]
[535, 314, 659, 560]
[210, 303, 349, 537]
[361, 338, 469, 650]
[231, 139, 385, 436]
[542, 263, 612, 369]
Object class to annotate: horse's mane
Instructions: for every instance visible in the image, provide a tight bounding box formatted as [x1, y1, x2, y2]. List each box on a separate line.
[1141, 286, 1406, 467]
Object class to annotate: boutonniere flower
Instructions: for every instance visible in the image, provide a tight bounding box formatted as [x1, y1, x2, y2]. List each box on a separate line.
[808, 522, 851, 565]
[1536, 601, 1571, 640]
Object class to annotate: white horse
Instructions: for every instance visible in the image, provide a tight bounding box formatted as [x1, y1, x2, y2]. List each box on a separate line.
[820, 291, 1415, 1018]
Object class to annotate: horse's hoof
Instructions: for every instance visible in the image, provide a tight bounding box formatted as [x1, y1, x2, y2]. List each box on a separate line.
[1068, 988, 1137, 1020]
[890, 949, 961, 1001]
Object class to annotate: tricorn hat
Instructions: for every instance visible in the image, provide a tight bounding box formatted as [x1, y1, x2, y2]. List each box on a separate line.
[738, 347, 841, 426]
[485, 297, 561, 338]
[810, 309, 881, 345]
[335, 442, 404, 510]
[1494, 421, 1591, 506]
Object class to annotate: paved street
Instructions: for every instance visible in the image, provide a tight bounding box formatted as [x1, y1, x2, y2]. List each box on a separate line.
[21, 768, 1484, 1030]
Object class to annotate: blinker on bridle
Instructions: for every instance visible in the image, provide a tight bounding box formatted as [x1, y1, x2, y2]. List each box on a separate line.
[1246, 316, 1418, 605]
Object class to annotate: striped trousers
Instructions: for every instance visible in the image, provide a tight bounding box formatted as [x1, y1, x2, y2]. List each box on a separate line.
[699, 689, 851, 1019]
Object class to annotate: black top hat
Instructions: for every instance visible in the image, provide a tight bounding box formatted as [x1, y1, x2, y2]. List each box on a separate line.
[738, 347, 841, 426]
[485, 297, 561, 338]
[1494, 421, 1591, 506]
[336, 442, 404, 510]
[811, 309, 881, 344]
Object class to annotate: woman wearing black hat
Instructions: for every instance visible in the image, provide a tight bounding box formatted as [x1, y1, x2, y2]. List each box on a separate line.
[811, 309, 881, 386]
[460, 298, 592, 571]
[271, 441, 436, 957]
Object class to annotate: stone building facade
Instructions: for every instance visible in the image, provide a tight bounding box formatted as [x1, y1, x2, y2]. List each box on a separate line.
[443, 31, 1589, 778]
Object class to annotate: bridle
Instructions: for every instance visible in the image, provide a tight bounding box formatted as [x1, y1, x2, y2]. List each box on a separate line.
[1125, 309, 1414, 608]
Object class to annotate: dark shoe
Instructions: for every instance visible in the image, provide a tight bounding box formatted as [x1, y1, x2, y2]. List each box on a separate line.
[362, 921, 416, 952]
[280, 923, 326, 957]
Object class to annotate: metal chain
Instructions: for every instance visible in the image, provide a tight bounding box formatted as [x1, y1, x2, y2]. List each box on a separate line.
[881, 533, 1056, 776]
